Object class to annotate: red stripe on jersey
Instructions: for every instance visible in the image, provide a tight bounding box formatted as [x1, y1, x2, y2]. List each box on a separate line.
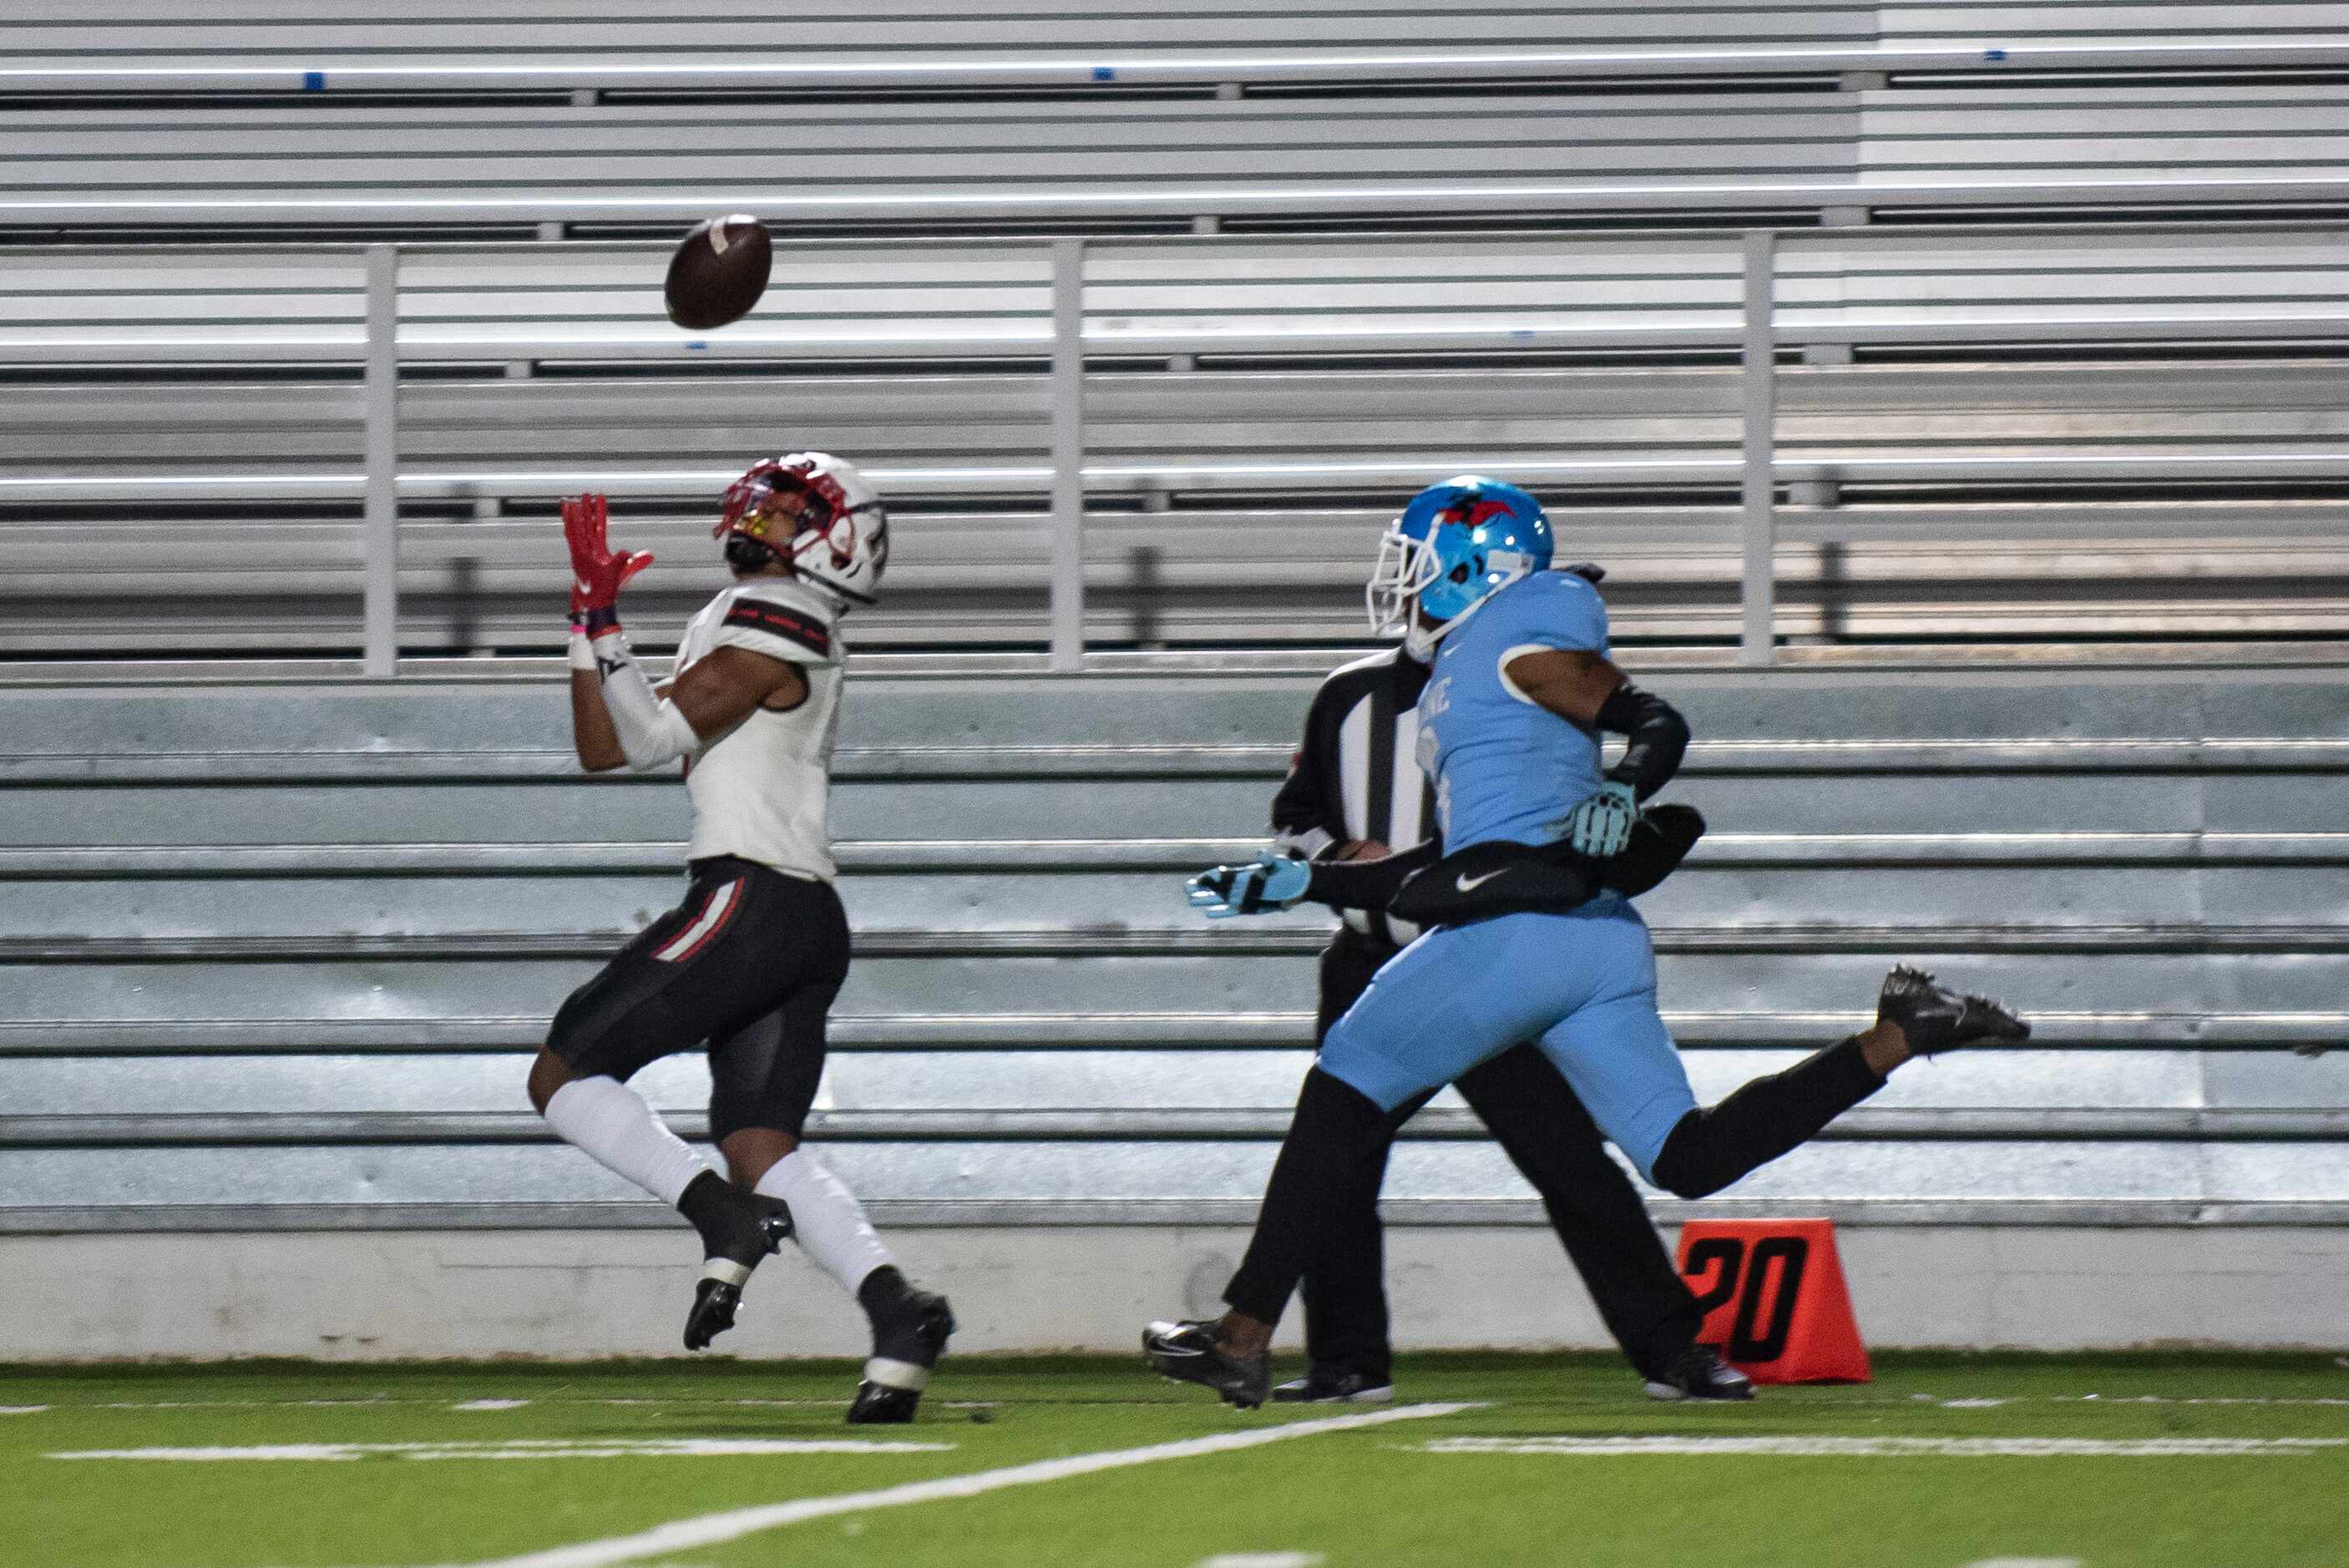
[722, 601, 830, 656]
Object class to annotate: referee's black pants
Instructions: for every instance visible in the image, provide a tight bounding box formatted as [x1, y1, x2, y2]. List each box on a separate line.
[1299, 926, 1704, 1384]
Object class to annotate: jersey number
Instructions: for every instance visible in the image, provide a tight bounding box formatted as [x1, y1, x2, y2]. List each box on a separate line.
[1679, 1235, 1810, 1363]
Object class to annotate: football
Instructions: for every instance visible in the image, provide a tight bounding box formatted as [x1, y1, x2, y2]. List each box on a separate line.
[664, 213, 772, 330]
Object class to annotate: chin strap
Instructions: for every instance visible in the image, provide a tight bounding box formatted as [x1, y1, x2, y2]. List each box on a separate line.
[582, 625, 701, 770]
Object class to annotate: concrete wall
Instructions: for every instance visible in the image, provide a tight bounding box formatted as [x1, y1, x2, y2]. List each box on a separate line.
[5, 1225, 2343, 1363]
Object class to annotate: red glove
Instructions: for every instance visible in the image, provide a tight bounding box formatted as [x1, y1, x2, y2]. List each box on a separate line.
[563, 493, 653, 622]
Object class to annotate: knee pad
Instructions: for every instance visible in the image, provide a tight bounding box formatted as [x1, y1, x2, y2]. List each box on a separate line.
[1648, 1110, 1729, 1201]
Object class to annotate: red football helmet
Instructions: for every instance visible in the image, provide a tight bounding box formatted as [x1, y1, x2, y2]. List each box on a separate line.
[714, 451, 889, 605]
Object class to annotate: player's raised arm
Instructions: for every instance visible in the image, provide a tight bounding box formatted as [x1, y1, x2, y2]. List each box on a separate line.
[561, 493, 647, 772]
[561, 493, 806, 773]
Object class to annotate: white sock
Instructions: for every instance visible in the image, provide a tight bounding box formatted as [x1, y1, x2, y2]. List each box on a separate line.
[754, 1150, 895, 1297]
[542, 1075, 711, 1209]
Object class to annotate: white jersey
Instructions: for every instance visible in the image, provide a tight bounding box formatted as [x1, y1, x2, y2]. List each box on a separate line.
[671, 576, 845, 880]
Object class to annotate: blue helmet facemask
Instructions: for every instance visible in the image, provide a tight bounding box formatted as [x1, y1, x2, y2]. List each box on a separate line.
[1367, 476, 1555, 657]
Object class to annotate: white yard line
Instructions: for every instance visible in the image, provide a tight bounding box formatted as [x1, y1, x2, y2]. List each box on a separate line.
[431, 1403, 1476, 1568]
[37, 1396, 844, 1414]
[599, 1399, 848, 1409]
[90, 1398, 397, 1411]
[1920, 1393, 2349, 1411]
[2060, 1394, 2349, 1408]
[1422, 1436, 2349, 1459]
[1858, 1393, 2349, 1412]
[1197, 1555, 1326, 1568]
[48, 1439, 953, 1463]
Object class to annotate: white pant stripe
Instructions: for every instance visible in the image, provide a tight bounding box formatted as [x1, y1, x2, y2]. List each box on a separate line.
[651, 879, 742, 964]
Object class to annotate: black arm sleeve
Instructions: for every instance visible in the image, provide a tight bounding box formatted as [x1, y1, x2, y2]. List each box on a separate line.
[1299, 837, 1441, 912]
[1383, 804, 1706, 928]
[1595, 802, 1706, 897]
[1595, 680, 1690, 802]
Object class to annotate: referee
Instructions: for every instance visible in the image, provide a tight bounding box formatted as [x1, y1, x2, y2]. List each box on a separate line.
[1267, 575, 1741, 1403]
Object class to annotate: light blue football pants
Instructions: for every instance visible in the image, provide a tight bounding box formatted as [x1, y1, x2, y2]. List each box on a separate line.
[1315, 895, 1699, 1184]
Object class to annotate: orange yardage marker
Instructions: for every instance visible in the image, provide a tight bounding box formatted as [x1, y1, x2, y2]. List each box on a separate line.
[1674, 1218, 1871, 1384]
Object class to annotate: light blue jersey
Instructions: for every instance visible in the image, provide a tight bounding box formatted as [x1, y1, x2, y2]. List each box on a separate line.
[1416, 570, 1608, 851]
[1321, 568, 1699, 1183]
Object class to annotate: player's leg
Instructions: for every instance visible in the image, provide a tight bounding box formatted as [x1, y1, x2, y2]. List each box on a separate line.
[530, 871, 793, 1297]
[1287, 930, 1412, 1404]
[1149, 914, 1583, 1407]
[1287, 1095, 1420, 1403]
[1452, 1044, 1713, 1391]
[1523, 941, 2028, 1201]
[1514, 984, 1757, 1399]
[1644, 965, 2028, 1199]
[703, 879, 954, 1419]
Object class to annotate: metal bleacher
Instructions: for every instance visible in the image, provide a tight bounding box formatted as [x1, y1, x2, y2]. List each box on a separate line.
[6, 668, 2346, 1239]
[9, 4, 2349, 232]
[8, 6, 2349, 662]
[6, 225, 2349, 659]
[3, 8, 2347, 1348]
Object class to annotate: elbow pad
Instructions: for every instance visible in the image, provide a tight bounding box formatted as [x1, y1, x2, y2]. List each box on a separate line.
[593, 633, 701, 771]
[1595, 680, 1689, 802]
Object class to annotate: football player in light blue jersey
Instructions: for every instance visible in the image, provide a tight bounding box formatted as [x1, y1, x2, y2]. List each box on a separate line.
[1146, 475, 2030, 1409]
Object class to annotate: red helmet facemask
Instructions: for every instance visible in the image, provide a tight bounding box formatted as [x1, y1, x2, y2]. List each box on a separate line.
[715, 459, 843, 556]
[713, 454, 887, 604]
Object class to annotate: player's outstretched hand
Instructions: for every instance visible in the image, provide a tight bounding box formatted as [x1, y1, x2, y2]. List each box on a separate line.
[562, 493, 655, 615]
[1559, 780, 1638, 857]
[1186, 852, 1310, 918]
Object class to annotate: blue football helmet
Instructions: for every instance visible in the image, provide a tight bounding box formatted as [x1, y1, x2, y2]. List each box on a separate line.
[1367, 475, 1554, 654]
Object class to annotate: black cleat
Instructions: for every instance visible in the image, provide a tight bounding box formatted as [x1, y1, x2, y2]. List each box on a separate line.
[680, 1181, 793, 1352]
[1877, 964, 2029, 1057]
[1643, 1345, 1756, 1403]
[1271, 1366, 1395, 1404]
[685, 1277, 747, 1352]
[848, 1288, 955, 1424]
[846, 1382, 923, 1424]
[1143, 1319, 1271, 1410]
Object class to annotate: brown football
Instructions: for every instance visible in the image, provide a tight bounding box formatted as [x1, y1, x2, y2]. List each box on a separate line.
[664, 214, 772, 331]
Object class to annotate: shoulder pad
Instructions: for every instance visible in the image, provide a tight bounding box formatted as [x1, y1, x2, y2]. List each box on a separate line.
[721, 579, 836, 658]
[732, 575, 840, 623]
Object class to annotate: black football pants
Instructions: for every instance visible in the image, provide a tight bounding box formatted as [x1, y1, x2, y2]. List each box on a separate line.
[1298, 927, 1704, 1383]
[547, 856, 851, 1142]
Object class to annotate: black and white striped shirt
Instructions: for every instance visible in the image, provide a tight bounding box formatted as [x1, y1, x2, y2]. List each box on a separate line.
[1269, 647, 1438, 949]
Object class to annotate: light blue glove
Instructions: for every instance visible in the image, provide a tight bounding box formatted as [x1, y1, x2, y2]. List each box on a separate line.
[1558, 780, 1638, 857]
[1185, 851, 1312, 918]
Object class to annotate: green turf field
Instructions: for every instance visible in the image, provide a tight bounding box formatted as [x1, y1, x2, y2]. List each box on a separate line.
[3, 1353, 2340, 1567]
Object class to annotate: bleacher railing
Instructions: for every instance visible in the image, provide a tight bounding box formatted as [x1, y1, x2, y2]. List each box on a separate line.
[9, 220, 2349, 671]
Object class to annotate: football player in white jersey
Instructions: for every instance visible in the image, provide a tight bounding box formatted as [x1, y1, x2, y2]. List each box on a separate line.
[523, 453, 952, 1424]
